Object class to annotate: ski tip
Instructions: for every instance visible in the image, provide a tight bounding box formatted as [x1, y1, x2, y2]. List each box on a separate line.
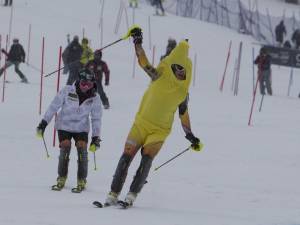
[92, 201, 103, 208]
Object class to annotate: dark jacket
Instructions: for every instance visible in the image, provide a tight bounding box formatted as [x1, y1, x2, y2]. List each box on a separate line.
[275, 21, 286, 43]
[7, 43, 25, 62]
[86, 60, 110, 85]
[254, 54, 271, 71]
[62, 40, 83, 65]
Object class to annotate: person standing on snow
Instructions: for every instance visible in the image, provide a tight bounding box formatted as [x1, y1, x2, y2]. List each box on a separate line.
[275, 20, 286, 47]
[86, 50, 111, 109]
[4, 0, 12, 6]
[62, 35, 83, 85]
[102, 26, 202, 208]
[153, 0, 165, 16]
[254, 47, 272, 96]
[36, 68, 102, 193]
[80, 38, 94, 67]
[0, 38, 28, 83]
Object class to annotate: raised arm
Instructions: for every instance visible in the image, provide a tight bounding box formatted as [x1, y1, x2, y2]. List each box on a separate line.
[129, 26, 160, 81]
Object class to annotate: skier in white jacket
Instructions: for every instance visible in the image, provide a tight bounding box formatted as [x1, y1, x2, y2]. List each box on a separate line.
[36, 68, 102, 192]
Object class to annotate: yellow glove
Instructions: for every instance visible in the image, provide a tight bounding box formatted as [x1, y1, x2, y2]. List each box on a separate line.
[122, 24, 142, 40]
[36, 120, 47, 138]
[89, 136, 101, 153]
[191, 142, 204, 152]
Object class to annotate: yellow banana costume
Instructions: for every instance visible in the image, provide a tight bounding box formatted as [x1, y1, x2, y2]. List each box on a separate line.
[128, 40, 192, 146]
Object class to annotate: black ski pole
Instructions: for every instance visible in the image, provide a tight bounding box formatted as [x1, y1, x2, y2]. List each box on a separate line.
[154, 147, 191, 171]
[42, 136, 50, 158]
[259, 93, 265, 112]
[44, 38, 125, 78]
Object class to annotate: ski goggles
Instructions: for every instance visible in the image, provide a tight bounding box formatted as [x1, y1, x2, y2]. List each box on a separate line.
[79, 80, 94, 92]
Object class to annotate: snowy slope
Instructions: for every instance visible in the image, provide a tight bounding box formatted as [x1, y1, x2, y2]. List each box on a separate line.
[1, 1, 300, 225]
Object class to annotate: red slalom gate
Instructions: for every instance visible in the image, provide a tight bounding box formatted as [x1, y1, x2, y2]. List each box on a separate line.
[219, 40, 232, 92]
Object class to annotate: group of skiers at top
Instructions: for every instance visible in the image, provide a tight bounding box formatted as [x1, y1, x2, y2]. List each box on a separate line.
[129, 0, 165, 16]
[36, 25, 202, 207]
[62, 35, 111, 109]
[275, 20, 300, 49]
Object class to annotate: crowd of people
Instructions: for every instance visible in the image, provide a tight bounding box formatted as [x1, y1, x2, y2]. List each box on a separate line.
[275, 20, 300, 49]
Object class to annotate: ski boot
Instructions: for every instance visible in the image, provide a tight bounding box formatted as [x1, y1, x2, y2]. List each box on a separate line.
[51, 176, 67, 191]
[104, 191, 119, 207]
[118, 192, 137, 209]
[71, 179, 86, 193]
[21, 77, 29, 83]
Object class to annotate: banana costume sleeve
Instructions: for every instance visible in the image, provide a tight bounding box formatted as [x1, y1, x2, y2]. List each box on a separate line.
[178, 95, 192, 134]
[135, 44, 160, 81]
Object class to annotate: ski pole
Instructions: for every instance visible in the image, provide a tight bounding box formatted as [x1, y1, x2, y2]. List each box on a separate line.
[93, 152, 97, 171]
[154, 147, 191, 171]
[258, 93, 265, 112]
[42, 136, 50, 158]
[44, 38, 125, 78]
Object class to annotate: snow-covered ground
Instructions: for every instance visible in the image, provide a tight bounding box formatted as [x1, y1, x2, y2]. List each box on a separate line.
[0, 0, 300, 225]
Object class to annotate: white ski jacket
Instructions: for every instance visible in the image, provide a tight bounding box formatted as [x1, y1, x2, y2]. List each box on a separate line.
[43, 84, 102, 137]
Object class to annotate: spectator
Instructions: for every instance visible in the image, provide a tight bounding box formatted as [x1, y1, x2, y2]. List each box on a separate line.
[129, 0, 138, 8]
[160, 38, 177, 60]
[283, 40, 292, 48]
[62, 35, 83, 85]
[275, 20, 287, 47]
[0, 38, 28, 83]
[291, 29, 300, 49]
[86, 50, 111, 109]
[153, 0, 165, 16]
[254, 47, 272, 96]
[4, 0, 12, 6]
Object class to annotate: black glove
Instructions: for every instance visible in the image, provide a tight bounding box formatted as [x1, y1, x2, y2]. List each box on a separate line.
[130, 27, 143, 44]
[89, 136, 101, 152]
[185, 133, 202, 151]
[36, 119, 48, 137]
[104, 79, 109, 86]
[1, 49, 5, 53]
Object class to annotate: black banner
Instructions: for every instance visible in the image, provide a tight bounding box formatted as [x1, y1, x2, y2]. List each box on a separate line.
[263, 45, 300, 68]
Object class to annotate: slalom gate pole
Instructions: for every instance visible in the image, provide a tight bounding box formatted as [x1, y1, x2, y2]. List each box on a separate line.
[44, 38, 124, 78]
[42, 136, 50, 158]
[93, 152, 97, 170]
[219, 40, 232, 92]
[52, 46, 62, 147]
[258, 94, 265, 112]
[148, 15, 152, 50]
[248, 72, 260, 126]
[39, 37, 45, 115]
[26, 24, 31, 65]
[2, 34, 8, 103]
[252, 47, 255, 93]
[193, 53, 197, 87]
[154, 147, 191, 171]
[287, 68, 293, 97]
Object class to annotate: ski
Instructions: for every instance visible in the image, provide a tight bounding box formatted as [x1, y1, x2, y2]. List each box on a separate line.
[92, 201, 115, 208]
[92, 201, 104, 208]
